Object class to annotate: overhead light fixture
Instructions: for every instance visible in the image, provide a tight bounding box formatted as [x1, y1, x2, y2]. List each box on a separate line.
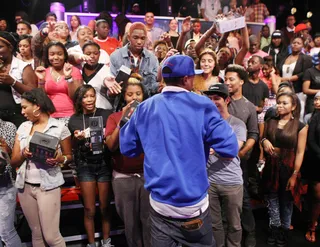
[306, 11, 313, 18]
[291, 8, 297, 15]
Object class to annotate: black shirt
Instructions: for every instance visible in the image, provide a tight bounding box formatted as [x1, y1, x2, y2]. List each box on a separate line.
[243, 80, 269, 108]
[68, 108, 112, 161]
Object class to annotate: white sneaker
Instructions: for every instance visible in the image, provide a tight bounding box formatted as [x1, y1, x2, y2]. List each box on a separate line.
[101, 238, 114, 247]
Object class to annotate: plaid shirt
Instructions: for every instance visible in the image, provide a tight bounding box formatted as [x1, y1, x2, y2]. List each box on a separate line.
[251, 3, 269, 23]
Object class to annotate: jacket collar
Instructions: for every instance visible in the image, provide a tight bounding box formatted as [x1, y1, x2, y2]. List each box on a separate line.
[120, 44, 149, 59]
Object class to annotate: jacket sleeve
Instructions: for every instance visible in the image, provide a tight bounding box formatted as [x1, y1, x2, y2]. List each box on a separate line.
[295, 55, 313, 80]
[205, 105, 239, 158]
[119, 109, 144, 158]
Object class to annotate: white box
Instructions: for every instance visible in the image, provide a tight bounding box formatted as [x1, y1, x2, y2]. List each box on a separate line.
[215, 16, 246, 33]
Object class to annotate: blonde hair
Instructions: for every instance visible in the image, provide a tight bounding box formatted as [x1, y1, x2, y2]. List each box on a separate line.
[127, 73, 143, 84]
[128, 22, 147, 36]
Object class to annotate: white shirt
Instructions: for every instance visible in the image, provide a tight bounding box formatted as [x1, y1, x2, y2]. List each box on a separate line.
[201, 0, 222, 21]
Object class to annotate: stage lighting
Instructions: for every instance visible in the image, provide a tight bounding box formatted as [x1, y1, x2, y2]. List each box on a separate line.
[291, 8, 297, 15]
[306, 11, 313, 18]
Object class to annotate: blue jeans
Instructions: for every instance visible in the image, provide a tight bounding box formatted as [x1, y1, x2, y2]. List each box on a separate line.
[0, 185, 22, 247]
[149, 206, 215, 247]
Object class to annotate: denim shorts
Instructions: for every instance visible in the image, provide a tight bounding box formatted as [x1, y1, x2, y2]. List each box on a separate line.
[76, 158, 112, 183]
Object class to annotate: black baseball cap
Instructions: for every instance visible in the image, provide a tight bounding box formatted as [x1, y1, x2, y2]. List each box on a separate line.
[202, 83, 229, 99]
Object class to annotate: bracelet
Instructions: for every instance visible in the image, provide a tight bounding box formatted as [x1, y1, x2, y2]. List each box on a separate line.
[292, 170, 299, 176]
[62, 155, 68, 165]
[38, 81, 45, 85]
[11, 79, 17, 87]
[116, 125, 121, 130]
[260, 138, 267, 145]
[65, 77, 73, 83]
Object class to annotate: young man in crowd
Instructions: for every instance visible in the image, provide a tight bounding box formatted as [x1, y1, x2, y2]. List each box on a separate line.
[244, 55, 269, 114]
[243, 35, 268, 68]
[225, 64, 259, 247]
[144, 12, 164, 44]
[120, 54, 239, 246]
[104, 22, 159, 109]
[203, 83, 246, 247]
[281, 15, 296, 46]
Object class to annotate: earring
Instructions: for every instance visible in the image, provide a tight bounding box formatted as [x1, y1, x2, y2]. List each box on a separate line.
[33, 109, 40, 117]
[291, 111, 294, 120]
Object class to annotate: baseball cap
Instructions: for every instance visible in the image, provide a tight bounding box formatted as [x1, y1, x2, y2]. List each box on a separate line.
[133, 3, 139, 7]
[294, 23, 308, 33]
[184, 39, 196, 49]
[271, 30, 282, 38]
[315, 91, 320, 98]
[202, 83, 229, 98]
[162, 55, 203, 78]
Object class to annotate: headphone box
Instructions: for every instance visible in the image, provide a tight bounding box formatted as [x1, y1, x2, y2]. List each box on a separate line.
[29, 131, 59, 162]
[89, 116, 104, 155]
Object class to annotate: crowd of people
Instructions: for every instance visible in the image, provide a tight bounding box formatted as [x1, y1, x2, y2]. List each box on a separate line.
[0, 1, 320, 247]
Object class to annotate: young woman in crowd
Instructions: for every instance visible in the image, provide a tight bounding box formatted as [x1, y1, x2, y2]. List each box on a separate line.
[303, 92, 320, 243]
[11, 88, 72, 247]
[68, 85, 113, 247]
[0, 31, 37, 127]
[302, 51, 320, 115]
[105, 73, 150, 247]
[279, 36, 313, 120]
[153, 40, 169, 63]
[17, 34, 34, 69]
[0, 18, 9, 31]
[34, 41, 83, 125]
[69, 15, 81, 41]
[0, 118, 21, 247]
[67, 25, 110, 69]
[193, 48, 220, 94]
[261, 92, 307, 246]
[167, 18, 179, 48]
[82, 41, 112, 110]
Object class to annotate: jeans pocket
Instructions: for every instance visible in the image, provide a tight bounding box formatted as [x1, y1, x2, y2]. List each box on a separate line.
[180, 210, 212, 242]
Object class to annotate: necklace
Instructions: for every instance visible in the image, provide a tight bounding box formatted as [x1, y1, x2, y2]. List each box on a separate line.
[278, 120, 289, 126]
[82, 108, 96, 147]
[50, 67, 62, 82]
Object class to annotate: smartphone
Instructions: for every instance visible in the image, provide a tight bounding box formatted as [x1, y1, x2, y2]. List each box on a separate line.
[119, 100, 140, 127]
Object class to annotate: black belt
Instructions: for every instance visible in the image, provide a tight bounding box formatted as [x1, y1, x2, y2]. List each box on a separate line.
[25, 182, 41, 187]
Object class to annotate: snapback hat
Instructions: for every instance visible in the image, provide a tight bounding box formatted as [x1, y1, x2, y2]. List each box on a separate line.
[315, 91, 320, 98]
[133, 3, 139, 7]
[162, 55, 203, 78]
[203, 83, 229, 98]
[184, 39, 196, 49]
[272, 30, 282, 38]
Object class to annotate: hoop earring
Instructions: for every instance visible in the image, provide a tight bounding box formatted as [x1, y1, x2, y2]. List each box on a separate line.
[33, 109, 41, 117]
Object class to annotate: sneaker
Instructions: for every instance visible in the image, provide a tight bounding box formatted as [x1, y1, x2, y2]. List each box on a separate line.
[101, 238, 114, 247]
[245, 231, 256, 247]
[276, 228, 289, 247]
[86, 244, 96, 247]
[267, 226, 279, 245]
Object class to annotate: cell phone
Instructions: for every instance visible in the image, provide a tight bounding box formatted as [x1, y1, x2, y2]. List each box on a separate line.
[115, 65, 132, 85]
[119, 100, 140, 127]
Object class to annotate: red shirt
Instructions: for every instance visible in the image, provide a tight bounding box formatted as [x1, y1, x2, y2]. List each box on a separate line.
[94, 37, 120, 56]
[105, 111, 144, 173]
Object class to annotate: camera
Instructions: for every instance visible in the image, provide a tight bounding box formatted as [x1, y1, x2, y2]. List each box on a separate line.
[89, 116, 104, 155]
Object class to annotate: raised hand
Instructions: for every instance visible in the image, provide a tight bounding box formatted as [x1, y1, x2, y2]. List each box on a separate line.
[181, 16, 192, 34]
[35, 66, 46, 81]
[63, 62, 73, 78]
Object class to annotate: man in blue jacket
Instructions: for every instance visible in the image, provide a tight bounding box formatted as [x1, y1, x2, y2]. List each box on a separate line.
[120, 55, 239, 247]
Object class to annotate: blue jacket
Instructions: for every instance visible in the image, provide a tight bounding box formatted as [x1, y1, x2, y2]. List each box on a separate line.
[120, 88, 238, 207]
